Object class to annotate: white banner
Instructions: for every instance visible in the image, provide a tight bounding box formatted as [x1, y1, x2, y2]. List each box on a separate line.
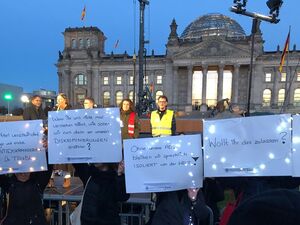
[124, 135, 203, 193]
[203, 114, 292, 177]
[0, 120, 47, 174]
[292, 115, 300, 176]
[48, 108, 122, 164]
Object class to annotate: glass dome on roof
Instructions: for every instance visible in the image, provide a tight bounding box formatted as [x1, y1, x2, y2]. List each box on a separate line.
[180, 13, 246, 39]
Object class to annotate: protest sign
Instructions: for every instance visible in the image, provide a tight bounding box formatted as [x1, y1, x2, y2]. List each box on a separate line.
[292, 115, 300, 176]
[123, 134, 203, 193]
[0, 120, 47, 174]
[203, 114, 292, 177]
[48, 108, 122, 164]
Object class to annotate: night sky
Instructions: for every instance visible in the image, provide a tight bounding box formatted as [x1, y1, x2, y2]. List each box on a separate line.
[0, 0, 298, 93]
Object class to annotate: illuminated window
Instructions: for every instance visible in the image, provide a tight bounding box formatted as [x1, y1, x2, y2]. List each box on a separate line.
[297, 72, 300, 81]
[222, 70, 232, 100]
[280, 73, 286, 82]
[278, 89, 285, 106]
[116, 91, 123, 105]
[265, 73, 272, 82]
[76, 94, 85, 105]
[129, 91, 134, 101]
[294, 89, 300, 106]
[206, 70, 218, 107]
[156, 75, 162, 84]
[262, 89, 271, 107]
[103, 92, 110, 107]
[129, 76, 134, 85]
[116, 76, 122, 85]
[155, 91, 164, 103]
[103, 76, 109, 85]
[192, 71, 202, 106]
[143, 75, 149, 85]
[75, 74, 87, 85]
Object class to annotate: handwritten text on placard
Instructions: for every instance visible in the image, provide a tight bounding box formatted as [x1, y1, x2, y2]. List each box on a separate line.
[124, 135, 203, 193]
[0, 120, 47, 174]
[48, 108, 122, 164]
[203, 114, 292, 177]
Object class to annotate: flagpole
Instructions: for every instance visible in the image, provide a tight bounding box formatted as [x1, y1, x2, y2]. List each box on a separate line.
[282, 26, 291, 113]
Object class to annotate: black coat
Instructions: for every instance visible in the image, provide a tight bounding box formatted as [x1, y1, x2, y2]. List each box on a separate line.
[0, 169, 52, 225]
[73, 164, 130, 225]
[151, 190, 210, 225]
[23, 103, 47, 120]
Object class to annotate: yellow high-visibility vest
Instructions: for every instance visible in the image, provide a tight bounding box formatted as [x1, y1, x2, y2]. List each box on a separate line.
[151, 109, 174, 137]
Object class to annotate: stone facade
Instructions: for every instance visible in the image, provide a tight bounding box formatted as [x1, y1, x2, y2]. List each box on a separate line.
[56, 14, 300, 113]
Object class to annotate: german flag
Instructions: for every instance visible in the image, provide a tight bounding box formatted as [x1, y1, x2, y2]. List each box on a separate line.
[81, 5, 86, 21]
[279, 30, 290, 73]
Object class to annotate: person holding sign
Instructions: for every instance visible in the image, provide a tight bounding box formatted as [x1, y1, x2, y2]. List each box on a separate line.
[84, 97, 96, 109]
[151, 188, 210, 225]
[119, 99, 140, 140]
[73, 163, 129, 225]
[52, 93, 73, 173]
[53, 93, 72, 111]
[150, 95, 176, 137]
[0, 169, 52, 225]
[23, 95, 47, 120]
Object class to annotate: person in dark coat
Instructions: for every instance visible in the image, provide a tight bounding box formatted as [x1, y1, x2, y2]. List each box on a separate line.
[228, 189, 300, 225]
[203, 178, 224, 224]
[73, 162, 130, 225]
[23, 95, 47, 120]
[83, 97, 96, 109]
[151, 188, 210, 225]
[0, 168, 52, 225]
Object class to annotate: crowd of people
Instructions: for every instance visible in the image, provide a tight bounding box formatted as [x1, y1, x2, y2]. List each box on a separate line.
[1, 94, 300, 225]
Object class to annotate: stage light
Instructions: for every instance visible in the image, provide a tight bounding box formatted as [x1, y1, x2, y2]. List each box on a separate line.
[266, 0, 283, 17]
[233, 0, 247, 12]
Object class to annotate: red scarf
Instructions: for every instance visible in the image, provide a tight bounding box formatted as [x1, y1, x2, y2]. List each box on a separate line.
[128, 112, 135, 137]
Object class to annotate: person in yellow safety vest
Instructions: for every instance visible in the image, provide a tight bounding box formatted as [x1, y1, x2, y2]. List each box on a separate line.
[150, 95, 176, 137]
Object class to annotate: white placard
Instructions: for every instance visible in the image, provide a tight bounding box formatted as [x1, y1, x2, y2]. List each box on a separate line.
[292, 115, 300, 176]
[124, 135, 203, 193]
[48, 108, 122, 164]
[0, 120, 47, 174]
[203, 114, 292, 177]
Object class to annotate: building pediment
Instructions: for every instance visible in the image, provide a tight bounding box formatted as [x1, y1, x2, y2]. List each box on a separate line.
[173, 39, 251, 59]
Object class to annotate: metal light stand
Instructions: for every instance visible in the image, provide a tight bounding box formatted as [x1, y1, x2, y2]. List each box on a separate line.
[230, 1, 281, 116]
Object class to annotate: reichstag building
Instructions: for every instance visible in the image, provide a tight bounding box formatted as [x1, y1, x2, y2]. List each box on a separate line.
[56, 13, 300, 113]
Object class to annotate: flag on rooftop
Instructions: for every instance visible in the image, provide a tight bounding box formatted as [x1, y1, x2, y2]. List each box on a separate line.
[81, 5, 86, 21]
[114, 39, 119, 49]
[279, 30, 290, 73]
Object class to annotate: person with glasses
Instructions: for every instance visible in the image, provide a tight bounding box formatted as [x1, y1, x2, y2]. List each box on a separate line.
[150, 95, 176, 137]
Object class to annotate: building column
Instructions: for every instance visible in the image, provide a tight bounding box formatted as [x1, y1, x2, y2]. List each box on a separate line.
[173, 66, 178, 107]
[57, 72, 63, 93]
[64, 69, 72, 103]
[124, 71, 128, 97]
[202, 65, 208, 104]
[110, 71, 115, 106]
[217, 64, 224, 101]
[286, 66, 292, 107]
[93, 71, 99, 105]
[232, 64, 240, 103]
[271, 67, 279, 107]
[87, 69, 93, 97]
[187, 65, 193, 105]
